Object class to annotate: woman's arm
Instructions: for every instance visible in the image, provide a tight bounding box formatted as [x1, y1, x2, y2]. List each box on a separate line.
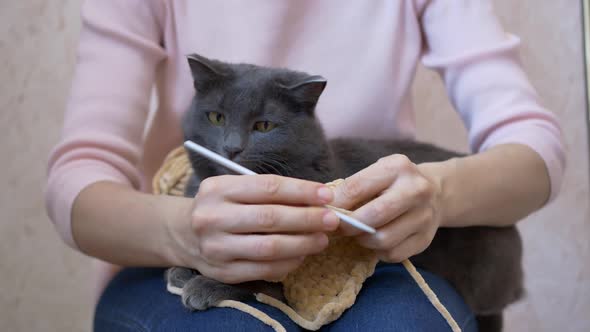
[73, 176, 339, 283]
[418, 0, 566, 203]
[419, 143, 550, 228]
[329, 143, 550, 262]
[72, 182, 193, 267]
[45, 0, 167, 251]
[329, 0, 566, 262]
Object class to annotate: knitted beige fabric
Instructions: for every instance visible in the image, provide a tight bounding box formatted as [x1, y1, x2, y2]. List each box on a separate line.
[154, 146, 460, 332]
[263, 234, 378, 330]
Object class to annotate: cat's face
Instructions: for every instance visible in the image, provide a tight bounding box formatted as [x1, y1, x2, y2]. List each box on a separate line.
[183, 54, 329, 176]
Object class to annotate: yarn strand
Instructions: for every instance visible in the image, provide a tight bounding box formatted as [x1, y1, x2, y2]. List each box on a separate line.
[402, 259, 462, 332]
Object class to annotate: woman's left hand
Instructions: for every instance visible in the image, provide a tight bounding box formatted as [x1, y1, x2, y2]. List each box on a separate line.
[330, 154, 444, 263]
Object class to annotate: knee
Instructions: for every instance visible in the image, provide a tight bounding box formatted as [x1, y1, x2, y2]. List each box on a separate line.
[327, 264, 478, 332]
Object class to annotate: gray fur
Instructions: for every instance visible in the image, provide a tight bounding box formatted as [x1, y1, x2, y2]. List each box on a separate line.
[166, 54, 523, 331]
[181, 274, 255, 311]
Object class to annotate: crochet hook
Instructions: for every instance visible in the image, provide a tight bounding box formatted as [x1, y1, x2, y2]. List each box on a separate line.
[184, 140, 377, 234]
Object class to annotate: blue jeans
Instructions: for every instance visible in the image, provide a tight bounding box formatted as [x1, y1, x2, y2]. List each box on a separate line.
[94, 263, 477, 331]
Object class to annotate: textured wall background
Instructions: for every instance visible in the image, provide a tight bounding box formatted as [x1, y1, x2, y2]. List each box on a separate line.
[0, 1, 587, 331]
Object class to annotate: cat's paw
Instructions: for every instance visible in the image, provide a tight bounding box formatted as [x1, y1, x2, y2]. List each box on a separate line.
[181, 275, 253, 311]
[165, 267, 197, 289]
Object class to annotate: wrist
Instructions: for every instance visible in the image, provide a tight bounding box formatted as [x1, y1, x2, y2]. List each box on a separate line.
[418, 157, 460, 228]
[157, 195, 196, 267]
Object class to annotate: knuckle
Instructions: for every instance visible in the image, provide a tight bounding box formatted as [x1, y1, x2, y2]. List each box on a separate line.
[259, 175, 281, 195]
[395, 155, 413, 170]
[379, 154, 412, 172]
[198, 177, 218, 195]
[307, 236, 325, 253]
[190, 211, 208, 233]
[376, 157, 391, 170]
[303, 208, 320, 230]
[423, 207, 435, 223]
[414, 178, 432, 198]
[191, 210, 218, 234]
[256, 207, 277, 229]
[258, 264, 280, 280]
[341, 178, 363, 200]
[413, 209, 429, 227]
[256, 238, 278, 259]
[369, 200, 390, 221]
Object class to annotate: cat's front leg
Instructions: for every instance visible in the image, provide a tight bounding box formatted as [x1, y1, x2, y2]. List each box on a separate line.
[181, 275, 254, 311]
[165, 267, 198, 290]
[184, 173, 201, 197]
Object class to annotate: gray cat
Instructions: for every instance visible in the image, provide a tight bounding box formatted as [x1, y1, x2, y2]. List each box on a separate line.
[166, 54, 523, 332]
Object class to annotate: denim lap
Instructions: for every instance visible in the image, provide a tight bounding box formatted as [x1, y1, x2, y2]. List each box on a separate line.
[94, 264, 476, 331]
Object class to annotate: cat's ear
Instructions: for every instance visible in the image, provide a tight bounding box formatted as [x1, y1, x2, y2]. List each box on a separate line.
[279, 75, 327, 111]
[187, 54, 229, 91]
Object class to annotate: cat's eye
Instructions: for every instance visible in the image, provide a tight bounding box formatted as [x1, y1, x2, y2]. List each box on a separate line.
[254, 121, 276, 132]
[207, 112, 225, 126]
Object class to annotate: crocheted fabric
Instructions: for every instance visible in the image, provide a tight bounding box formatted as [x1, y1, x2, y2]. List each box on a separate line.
[262, 233, 378, 329]
[154, 146, 460, 332]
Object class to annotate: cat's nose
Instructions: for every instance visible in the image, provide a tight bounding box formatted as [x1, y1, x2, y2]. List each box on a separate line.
[223, 146, 244, 160]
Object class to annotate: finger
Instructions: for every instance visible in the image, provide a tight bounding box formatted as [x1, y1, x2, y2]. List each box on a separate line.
[377, 232, 429, 263]
[224, 205, 339, 233]
[200, 174, 333, 205]
[356, 177, 422, 225]
[355, 208, 424, 249]
[212, 257, 305, 284]
[331, 155, 413, 209]
[207, 233, 329, 262]
[339, 179, 421, 236]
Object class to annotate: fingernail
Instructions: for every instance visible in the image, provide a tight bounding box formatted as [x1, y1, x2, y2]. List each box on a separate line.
[322, 210, 339, 230]
[317, 186, 333, 203]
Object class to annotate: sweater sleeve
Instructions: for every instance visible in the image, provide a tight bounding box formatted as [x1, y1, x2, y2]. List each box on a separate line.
[45, 0, 167, 249]
[417, 0, 566, 203]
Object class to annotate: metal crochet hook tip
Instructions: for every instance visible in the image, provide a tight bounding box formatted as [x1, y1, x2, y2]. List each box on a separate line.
[183, 140, 377, 234]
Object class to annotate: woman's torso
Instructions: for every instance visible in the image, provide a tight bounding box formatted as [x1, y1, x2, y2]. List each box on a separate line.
[138, 0, 425, 190]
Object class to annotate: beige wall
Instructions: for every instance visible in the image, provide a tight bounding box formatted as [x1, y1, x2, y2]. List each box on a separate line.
[1, 1, 587, 331]
[0, 1, 94, 332]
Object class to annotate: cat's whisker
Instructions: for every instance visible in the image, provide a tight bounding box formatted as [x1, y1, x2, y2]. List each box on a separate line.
[254, 165, 272, 175]
[249, 154, 293, 176]
[251, 161, 283, 176]
[260, 161, 284, 176]
[271, 160, 292, 176]
[262, 155, 289, 169]
[263, 159, 291, 176]
[237, 156, 287, 176]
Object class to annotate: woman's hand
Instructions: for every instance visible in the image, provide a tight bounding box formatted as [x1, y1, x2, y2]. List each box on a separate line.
[166, 174, 340, 284]
[330, 155, 443, 263]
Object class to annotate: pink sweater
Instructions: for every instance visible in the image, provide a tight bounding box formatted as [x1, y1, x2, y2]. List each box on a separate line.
[46, 1, 565, 255]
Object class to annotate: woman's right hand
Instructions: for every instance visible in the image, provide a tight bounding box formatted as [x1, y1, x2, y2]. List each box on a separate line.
[166, 174, 340, 284]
